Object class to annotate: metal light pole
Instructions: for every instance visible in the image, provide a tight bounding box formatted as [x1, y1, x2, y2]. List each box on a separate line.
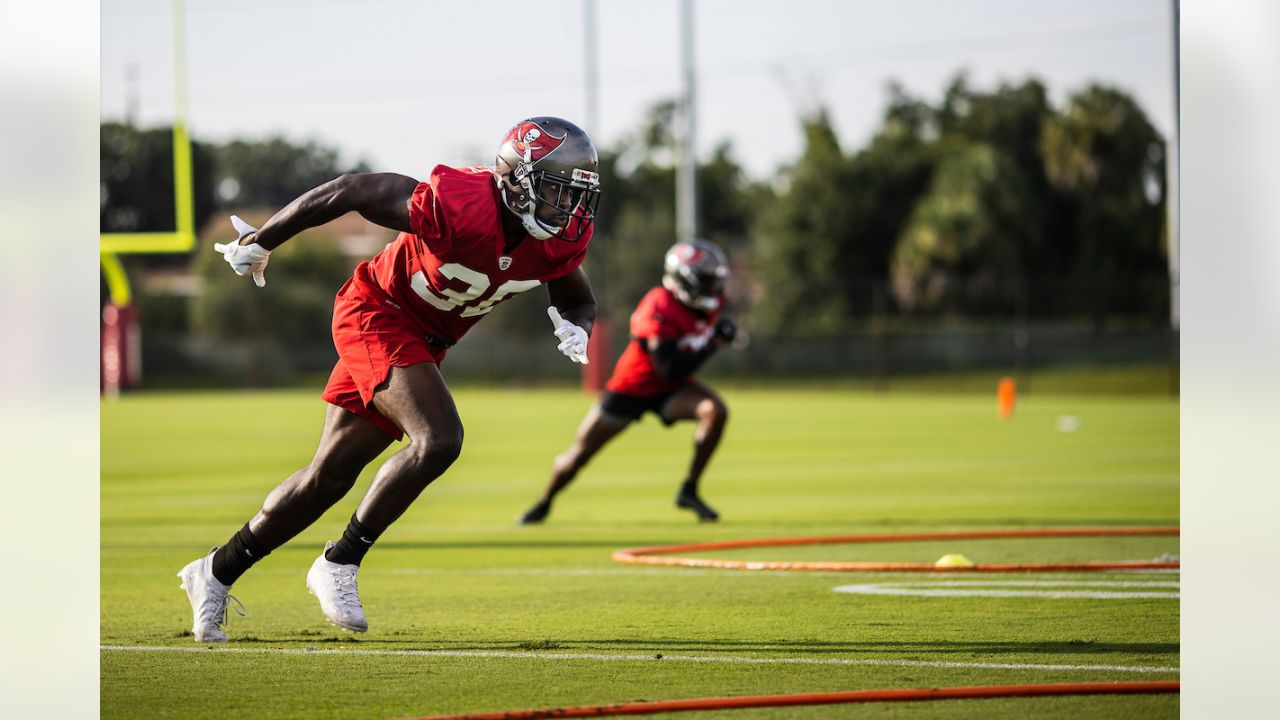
[676, 0, 698, 243]
[1167, 0, 1180, 332]
[1165, 0, 1180, 397]
[583, 0, 599, 137]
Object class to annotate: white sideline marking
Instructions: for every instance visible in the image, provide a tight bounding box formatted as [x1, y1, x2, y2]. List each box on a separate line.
[101, 567, 743, 578]
[833, 580, 1179, 600]
[99, 645, 1178, 674]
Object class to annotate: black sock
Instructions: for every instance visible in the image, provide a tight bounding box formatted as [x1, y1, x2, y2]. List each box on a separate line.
[325, 513, 380, 566]
[679, 479, 699, 496]
[210, 523, 270, 587]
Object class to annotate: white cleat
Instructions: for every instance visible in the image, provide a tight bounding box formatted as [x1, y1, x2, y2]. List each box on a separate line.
[177, 549, 245, 643]
[306, 542, 368, 633]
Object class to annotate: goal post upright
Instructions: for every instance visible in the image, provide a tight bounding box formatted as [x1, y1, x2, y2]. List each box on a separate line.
[100, 0, 194, 269]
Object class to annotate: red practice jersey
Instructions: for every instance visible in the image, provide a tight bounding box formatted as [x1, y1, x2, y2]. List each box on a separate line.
[605, 286, 721, 397]
[349, 164, 592, 344]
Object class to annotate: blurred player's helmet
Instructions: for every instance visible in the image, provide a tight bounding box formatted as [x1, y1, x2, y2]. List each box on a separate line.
[663, 239, 729, 312]
[494, 116, 600, 242]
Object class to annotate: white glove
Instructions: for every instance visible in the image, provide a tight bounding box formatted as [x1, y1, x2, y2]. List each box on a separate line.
[213, 215, 271, 287]
[547, 307, 589, 364]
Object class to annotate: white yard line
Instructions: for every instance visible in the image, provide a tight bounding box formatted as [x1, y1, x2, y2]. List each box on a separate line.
[833, 583, 1179, 599]
[99, 645, 1178, 674]
[860, 576, 1177, 584]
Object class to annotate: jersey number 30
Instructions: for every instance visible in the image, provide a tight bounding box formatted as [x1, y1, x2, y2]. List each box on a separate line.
[411, 264, 541, 318]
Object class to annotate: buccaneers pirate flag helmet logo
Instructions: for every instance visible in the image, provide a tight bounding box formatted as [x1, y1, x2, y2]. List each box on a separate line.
[507, 122, 566, 163]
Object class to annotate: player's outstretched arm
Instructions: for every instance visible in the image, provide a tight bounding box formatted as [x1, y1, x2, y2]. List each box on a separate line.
[245, 173, 420, 251]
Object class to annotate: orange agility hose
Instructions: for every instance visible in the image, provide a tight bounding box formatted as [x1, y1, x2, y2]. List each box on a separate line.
[612, 527, 1180, 572]
[409, 681, 1179, 719]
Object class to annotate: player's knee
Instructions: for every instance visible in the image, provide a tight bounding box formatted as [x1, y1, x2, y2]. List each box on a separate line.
[552, 450, 574, 473]
[698, 397, 729, 426]
[319, 446, 370, 475]
[558, 445, 590, 473]
[409, 425, 464, 472]
[304, 458, 361, 500]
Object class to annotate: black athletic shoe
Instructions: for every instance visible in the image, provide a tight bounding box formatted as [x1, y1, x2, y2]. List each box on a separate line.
[676, 490, 720, 522]
[519, 500, 551, 525]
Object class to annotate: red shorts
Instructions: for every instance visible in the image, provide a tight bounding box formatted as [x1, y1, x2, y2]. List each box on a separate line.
[320, 277, 448, 440]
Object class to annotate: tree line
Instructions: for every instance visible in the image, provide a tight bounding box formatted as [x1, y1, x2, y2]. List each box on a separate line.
[102, 72, 1170, 347]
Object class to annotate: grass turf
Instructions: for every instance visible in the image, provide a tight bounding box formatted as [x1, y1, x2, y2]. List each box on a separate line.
[101, 387, 1178, 719]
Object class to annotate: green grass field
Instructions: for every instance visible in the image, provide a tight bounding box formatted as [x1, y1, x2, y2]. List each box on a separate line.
[101, 387, 1179, 719]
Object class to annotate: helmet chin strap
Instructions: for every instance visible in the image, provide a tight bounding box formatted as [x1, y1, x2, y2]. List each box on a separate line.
[521, 212, 556, 240]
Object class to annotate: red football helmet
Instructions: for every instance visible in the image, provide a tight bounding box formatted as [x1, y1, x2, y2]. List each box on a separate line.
[663, 239, 729, 311]
[494, 116, 600, 242]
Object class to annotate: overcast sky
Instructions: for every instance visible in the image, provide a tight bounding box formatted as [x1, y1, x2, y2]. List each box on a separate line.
[100, 0, 1175, 180]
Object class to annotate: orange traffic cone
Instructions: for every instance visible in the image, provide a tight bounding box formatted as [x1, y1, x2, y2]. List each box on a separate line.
[997, 377, 1016, 419]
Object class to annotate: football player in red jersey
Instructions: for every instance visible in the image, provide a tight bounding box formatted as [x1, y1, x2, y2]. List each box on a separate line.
[177, 117, 602, 642]
[519, 239, 736, 525]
